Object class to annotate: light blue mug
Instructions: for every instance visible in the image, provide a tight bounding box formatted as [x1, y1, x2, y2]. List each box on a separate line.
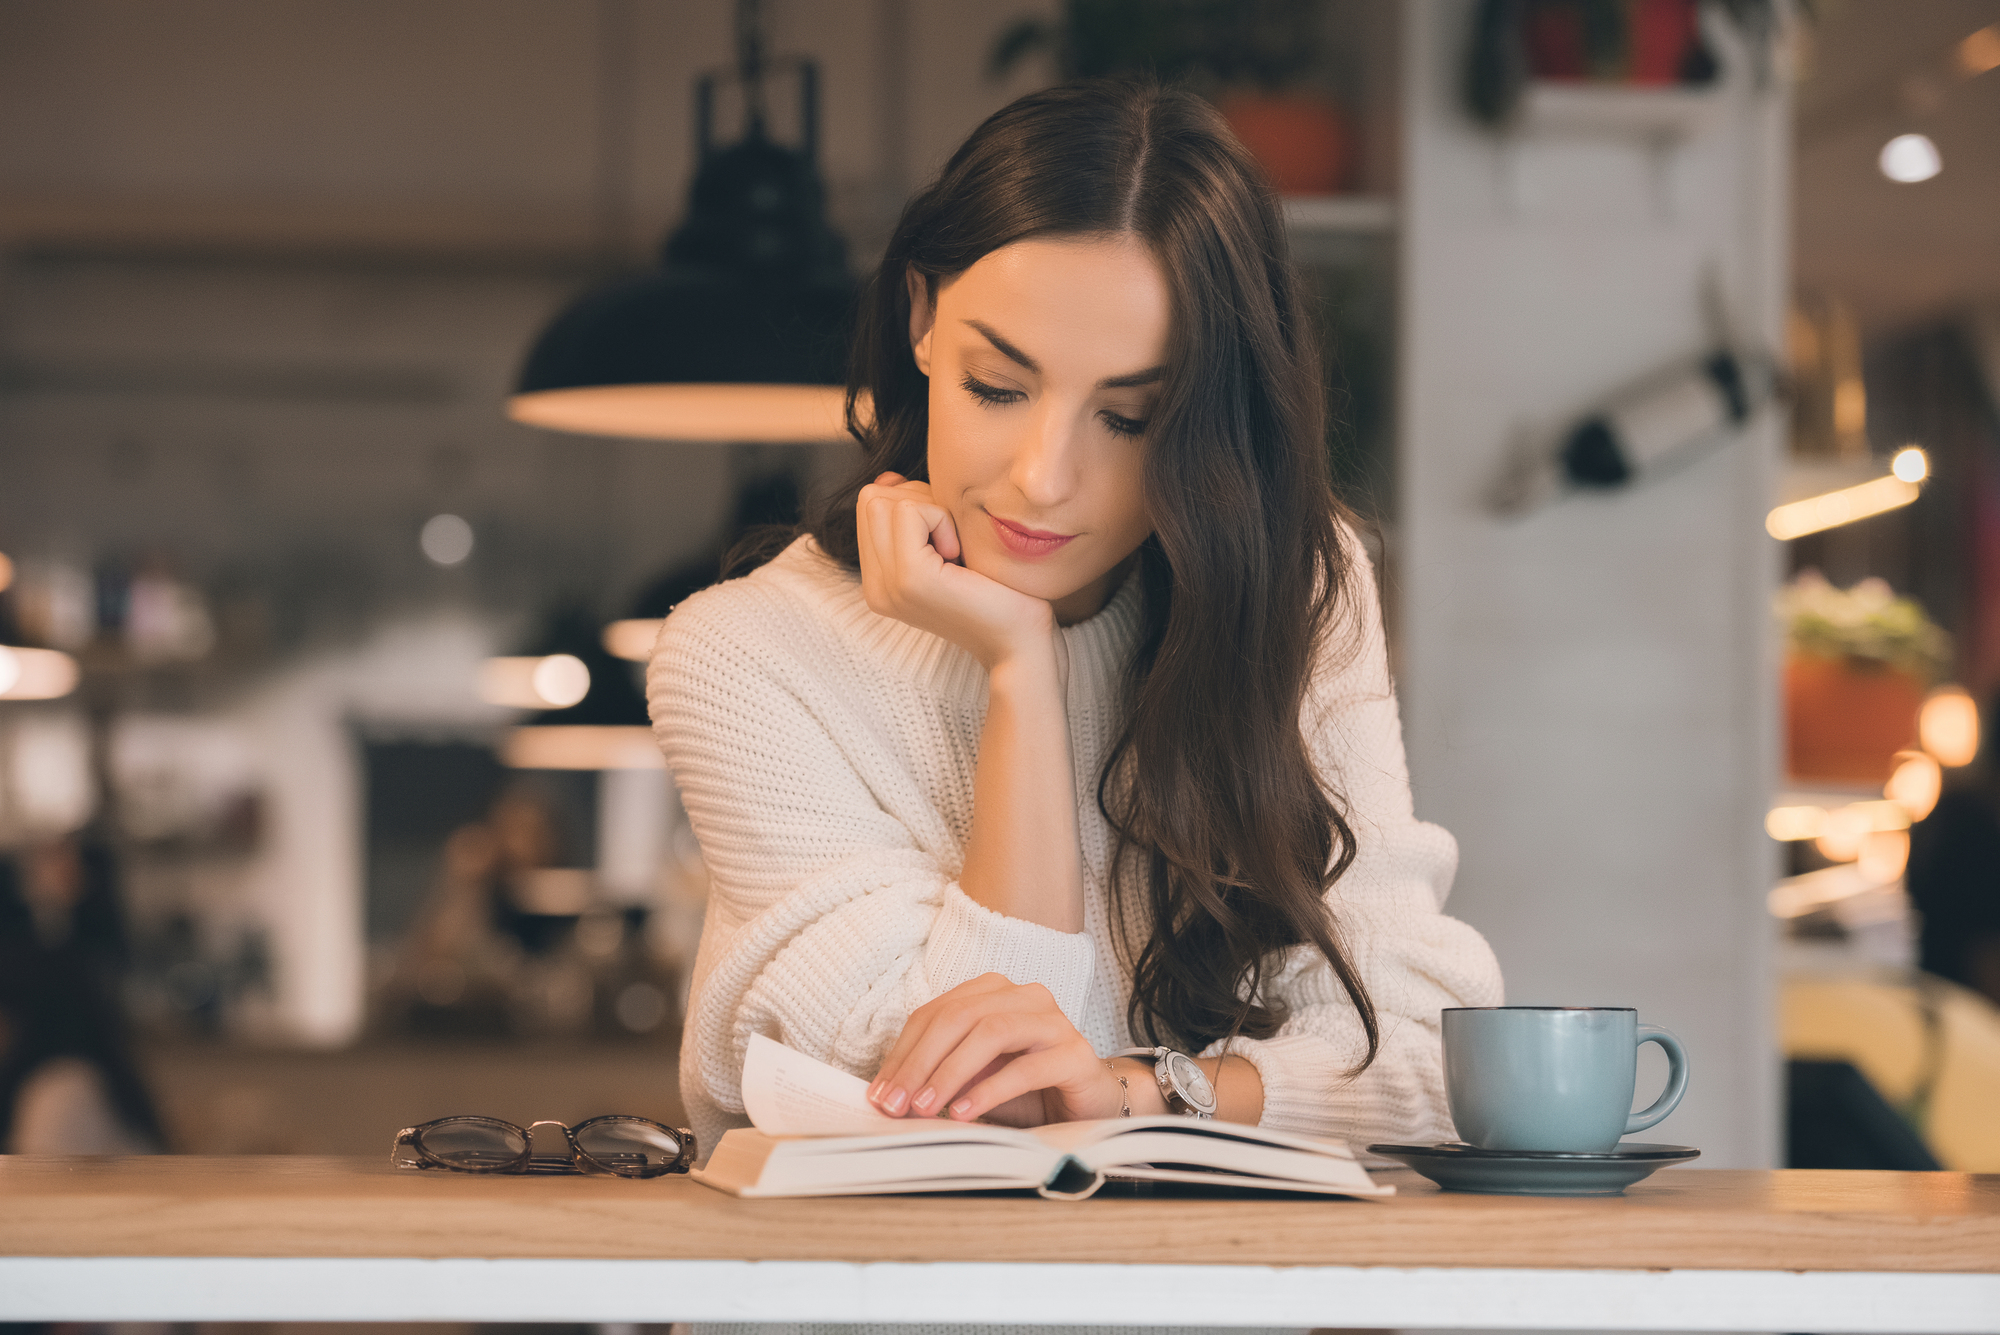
[1443, 1006, 1688, 1153]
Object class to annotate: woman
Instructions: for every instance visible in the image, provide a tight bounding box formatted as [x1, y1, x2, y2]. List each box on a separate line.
[652, 80, 1501, 1157]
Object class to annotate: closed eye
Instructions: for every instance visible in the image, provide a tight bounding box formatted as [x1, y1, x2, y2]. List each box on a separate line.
[1100, 410, 1147, 438]
[960, 372, 1023, 407]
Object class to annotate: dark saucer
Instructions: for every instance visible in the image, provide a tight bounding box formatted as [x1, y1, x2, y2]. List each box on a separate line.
[1366, 1141, 1701, 1196]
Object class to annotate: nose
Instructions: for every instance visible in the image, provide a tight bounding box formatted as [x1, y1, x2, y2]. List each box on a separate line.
[1010, 401, 1083, 511]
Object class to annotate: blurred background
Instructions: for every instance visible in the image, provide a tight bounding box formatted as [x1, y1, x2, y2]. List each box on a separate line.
[0, 0, 1995, 1186]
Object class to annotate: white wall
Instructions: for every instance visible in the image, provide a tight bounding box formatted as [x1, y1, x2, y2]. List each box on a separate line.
[1397, 1, 1788, 1168]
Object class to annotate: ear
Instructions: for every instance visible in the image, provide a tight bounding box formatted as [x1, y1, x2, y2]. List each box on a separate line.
[905, 266, 936, 378]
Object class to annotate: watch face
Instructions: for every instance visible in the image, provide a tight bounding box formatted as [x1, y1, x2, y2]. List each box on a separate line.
[1165, 1052, 1215, 1108]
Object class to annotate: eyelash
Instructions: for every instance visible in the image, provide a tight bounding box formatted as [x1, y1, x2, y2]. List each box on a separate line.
[959, 373, 1148, 438]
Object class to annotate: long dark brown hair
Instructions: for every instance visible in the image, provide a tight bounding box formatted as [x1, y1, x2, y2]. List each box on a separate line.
[808, 79, 1376, 1065]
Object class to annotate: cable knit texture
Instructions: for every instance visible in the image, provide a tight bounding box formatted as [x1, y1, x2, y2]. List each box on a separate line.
[650, 535, 1502, 1159]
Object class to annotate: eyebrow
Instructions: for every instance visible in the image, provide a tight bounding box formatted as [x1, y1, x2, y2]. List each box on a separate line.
[962, 319, 1164, 390]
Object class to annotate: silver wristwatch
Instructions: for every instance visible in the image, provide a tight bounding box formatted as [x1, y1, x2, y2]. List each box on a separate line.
[1113, 1046, 1217, 1119]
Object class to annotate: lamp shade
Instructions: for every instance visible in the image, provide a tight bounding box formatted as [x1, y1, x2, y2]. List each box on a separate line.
[509, 60, 855, 443]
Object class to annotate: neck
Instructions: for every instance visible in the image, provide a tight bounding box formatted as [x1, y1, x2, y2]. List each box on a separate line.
[1051, 552, 1138, 627]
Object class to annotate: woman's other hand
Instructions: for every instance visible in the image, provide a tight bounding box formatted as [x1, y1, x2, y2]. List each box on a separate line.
[857, 473, 1057, 671]
[867, 973, 1123, 1126]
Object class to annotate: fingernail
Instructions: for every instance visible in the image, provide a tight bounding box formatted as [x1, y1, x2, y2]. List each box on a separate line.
[884, 1087, 908, 1114]
[912, 1087, 937, 1113]
[949, 1098, 973, 1118]
[866, 1080, 883, 1101]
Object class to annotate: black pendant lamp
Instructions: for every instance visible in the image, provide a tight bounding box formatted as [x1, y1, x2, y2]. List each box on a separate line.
[508, 1, 854, 443]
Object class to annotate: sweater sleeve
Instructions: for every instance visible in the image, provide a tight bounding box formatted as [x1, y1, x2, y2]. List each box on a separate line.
[1199, 539, 1504, 1147]
[649, 576, 1095, 1133]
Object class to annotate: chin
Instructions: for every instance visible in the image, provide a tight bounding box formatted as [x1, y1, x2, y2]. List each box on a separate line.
[965, 549, 1093, 606]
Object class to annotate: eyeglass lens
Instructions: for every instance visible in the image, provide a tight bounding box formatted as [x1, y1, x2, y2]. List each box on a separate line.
[414, 1118, 528, 1168]
[575, 1117, 683, 1173]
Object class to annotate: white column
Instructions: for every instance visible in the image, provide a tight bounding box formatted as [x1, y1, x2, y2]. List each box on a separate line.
[1397, 0, 1788, 1167]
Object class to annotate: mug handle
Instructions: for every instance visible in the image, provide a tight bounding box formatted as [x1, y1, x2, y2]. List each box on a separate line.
[1625, 1024, 1689, 1135]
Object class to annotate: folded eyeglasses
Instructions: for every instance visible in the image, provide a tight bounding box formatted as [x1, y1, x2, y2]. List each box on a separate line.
[391, 1114, 696, 1178]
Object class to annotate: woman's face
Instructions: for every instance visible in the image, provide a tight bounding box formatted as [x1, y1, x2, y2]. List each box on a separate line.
[910, 233, 1168, 624]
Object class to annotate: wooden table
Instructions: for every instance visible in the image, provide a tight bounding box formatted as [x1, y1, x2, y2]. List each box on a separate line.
[3, 1157, 1996, 1331]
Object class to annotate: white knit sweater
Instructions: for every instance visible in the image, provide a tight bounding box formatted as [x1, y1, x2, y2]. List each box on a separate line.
[649, 535, 1502, 1159]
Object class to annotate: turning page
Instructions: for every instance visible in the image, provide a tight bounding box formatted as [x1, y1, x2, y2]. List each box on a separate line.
[740, 1033, 915, 1137]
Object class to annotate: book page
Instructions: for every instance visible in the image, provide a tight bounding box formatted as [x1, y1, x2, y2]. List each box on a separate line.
[740, 1033, 914, 1137]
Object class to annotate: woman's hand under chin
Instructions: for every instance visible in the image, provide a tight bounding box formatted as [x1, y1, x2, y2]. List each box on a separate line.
[857, 473, 1059, 672]
[867, 974, 1127, 1127]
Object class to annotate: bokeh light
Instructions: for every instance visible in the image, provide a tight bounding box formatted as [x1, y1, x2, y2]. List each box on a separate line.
[1885, 750, 1942, 822]
[1920, 686, 1980, 767]
[1878, 133, 1941, 184]
[420, 513, 475, 566]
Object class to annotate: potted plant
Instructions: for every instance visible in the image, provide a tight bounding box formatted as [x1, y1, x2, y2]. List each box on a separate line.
[990, 0, 1353, 196]
[1777, 571, 1952, 784]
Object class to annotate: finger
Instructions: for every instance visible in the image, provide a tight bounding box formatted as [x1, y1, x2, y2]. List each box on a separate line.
[869, 976, 1024, 1111]
[928, 504, 962, 562]
[878, 992, 1048, 1116]
[869, 974, 1017, 1106]
[889, 498, 949, 586]
[946, 1048, 1077, 1122]
[913, 1010, 1070, 1116]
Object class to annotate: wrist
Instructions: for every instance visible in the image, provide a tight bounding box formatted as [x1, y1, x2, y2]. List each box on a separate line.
[1107, 1057, 1168, 1116]
[985, 639, 1063, 697]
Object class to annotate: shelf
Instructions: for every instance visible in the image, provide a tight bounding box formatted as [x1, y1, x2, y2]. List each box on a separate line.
[1281, 195, 1397, 236]
[1515, 83, 1724, 142]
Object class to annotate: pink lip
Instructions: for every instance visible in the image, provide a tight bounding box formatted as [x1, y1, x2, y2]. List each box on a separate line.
[988, 511, 1077, 559]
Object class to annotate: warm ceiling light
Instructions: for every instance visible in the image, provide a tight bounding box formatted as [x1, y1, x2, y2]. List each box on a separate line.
[479, 654, 592, 710]
[603, 618, 663, 662]
[1857, 829, 1910, 884]
[1956, 23, 2000, 77]
[509, 383, 849, 444]
[510, 7, 853, 443]
[1765, 805, 1827, 841]
[1766, 474, 1921, 540]
[1812, 799, 1912, 863]
[502, 725, 663, 770]
[0, 645, 80, 700]
[1885, 750, 1942, 822]
[1891, 445, 1929, 483]
[1879, 133, 1942, 183]
[1920, 686, 1980, 767]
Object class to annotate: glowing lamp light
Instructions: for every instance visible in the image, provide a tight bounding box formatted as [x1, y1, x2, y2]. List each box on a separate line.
[421, 513, 475, 566]
[1766, 474, 1921, 540]
[0, 551, 13, 593]
[1765, 805, 1827, 842]
[0, 645, 81, 700]
[1891, 445, 1929, 483]
[508, 384, 850, 444]
[1857, 829, 1911, 884]
[1879, 133, 1941, 184]
[1812, 800, 1912, 863]
[1956, 23, 2000, 78]
[1920, 686, 1980, 767]
[602, 618, 663, 663]
[1885, 750, 1943, 822]
[478, 654, 592, 710]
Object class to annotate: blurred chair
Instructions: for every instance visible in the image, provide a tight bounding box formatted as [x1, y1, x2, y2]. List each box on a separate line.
[0, 942, 165, 1154]
[1786, 1060, 1940, 1170]
[1782, 972, 2000, 1170]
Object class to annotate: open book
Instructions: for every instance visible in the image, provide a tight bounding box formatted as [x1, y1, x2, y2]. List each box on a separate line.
[690, 1034, 1391, 1200]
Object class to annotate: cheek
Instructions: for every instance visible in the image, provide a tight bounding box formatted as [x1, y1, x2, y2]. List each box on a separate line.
[926, 385, 1005, 495]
